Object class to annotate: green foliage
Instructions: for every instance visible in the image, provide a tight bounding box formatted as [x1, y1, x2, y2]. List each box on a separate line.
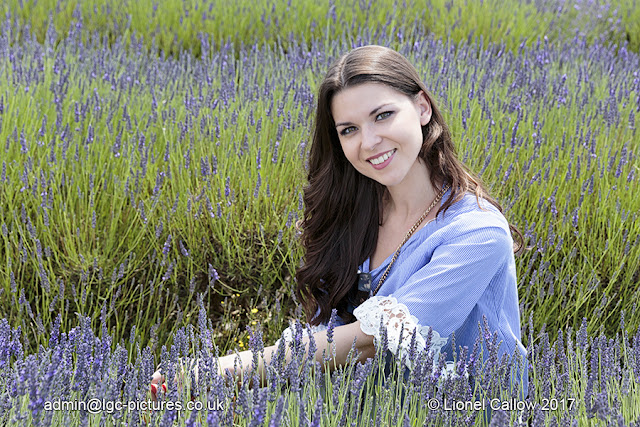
[2, 0, 637, 58]
[0, 0, 638, 364]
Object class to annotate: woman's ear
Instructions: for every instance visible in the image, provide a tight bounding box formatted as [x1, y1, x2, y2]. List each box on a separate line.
[416, 91, 432, 126]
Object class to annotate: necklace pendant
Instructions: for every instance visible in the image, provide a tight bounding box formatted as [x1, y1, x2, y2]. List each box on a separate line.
[358, 272, 372, 292]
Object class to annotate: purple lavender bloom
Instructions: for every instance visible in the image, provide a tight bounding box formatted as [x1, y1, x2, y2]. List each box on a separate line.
[200, 157, 209, 177]
[155, 219, 163, 238]
[184, 148, 191, 170]
[211, 154, 217, 174]
[308, 395, 324, 427]
[162, 234, 172, 257]
[138, 200, 147, 223]
[271, 141, 280, 163]
[547, 186, 558, 217]
[48, 314, 62, 348]
[170, 191, 179, 214]
[502, 164, 513, 184]
[269, 395, 284, 427]
[254, 172, 261, 198]
[208, 264, 219, 288]
[19, 129, 28, 154]
[117, 262, 125, 280]
[489, 409, 509, 426]
[9, 271, 17, 294]
[179, 240, 190, 257]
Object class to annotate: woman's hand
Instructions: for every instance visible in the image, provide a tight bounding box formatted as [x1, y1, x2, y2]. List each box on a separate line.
[149, 369, 167, 401]
[149, 359, 203, 401]
[149, 356, 239, 401]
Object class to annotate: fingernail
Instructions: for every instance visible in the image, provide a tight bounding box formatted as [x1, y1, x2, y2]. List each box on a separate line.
[161, 384, 167, 393]
[150, 384, 157, 394]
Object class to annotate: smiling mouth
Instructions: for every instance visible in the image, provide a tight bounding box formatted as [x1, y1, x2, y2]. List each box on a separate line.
[368, 149, 396, 165]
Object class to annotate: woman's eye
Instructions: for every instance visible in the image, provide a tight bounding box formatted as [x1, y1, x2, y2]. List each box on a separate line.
[340, 126, 355, 136]
[339, 112, 392, 136]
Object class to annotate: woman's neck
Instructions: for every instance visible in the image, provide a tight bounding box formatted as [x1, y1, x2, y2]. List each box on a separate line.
[383, 159, 441, 225]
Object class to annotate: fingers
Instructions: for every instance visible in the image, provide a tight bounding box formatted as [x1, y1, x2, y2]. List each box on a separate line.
[150, 369, 167, 401]
[151, 370, 164, 385]
[150, 382, 167, 401]
[149, 363, 191, 400]
[149, 360, 205, 401]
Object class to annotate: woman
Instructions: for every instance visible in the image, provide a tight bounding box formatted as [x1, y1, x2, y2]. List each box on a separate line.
[151, 45, 528, 408]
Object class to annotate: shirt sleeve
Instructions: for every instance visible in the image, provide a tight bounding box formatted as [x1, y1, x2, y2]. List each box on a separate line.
[393, 224, 513, 337]
[352, 295, 449, 371]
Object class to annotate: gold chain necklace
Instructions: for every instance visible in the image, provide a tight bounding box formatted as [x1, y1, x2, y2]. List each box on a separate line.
[368, 183, 450, 297]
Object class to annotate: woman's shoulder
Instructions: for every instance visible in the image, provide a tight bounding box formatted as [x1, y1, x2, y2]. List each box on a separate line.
[437, 191, 511, 237]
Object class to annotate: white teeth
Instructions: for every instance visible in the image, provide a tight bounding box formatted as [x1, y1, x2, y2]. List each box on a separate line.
[370, 149, 395, 165]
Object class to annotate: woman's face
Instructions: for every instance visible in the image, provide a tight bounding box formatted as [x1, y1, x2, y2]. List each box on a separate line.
[331, 82, 432, 188]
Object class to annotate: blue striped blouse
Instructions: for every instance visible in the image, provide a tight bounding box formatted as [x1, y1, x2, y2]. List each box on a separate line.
[313, 185, 528, 396]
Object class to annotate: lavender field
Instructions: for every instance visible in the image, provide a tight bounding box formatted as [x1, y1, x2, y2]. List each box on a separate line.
[1, 0, 639, 425]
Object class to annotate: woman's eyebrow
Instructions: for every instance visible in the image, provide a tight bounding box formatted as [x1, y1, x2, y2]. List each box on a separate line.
[335, 103, 393, 128]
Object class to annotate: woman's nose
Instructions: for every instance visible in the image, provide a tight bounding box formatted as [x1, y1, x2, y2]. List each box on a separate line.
[361, 125, 381, 151]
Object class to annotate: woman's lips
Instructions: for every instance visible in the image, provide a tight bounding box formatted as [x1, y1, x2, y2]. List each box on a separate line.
[368, 149, 396, 170]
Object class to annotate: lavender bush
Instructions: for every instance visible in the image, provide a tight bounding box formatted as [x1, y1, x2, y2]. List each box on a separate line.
[1, 298, 639, 425]
[0, 0, 639, 425]
[1, 6, 638, 354]
[2, 0, 637, 56]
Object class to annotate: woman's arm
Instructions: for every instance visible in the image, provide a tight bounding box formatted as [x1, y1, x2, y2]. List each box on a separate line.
[220, 320, 376, 389]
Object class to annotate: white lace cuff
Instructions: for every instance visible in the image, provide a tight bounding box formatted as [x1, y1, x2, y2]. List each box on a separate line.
[352, 295, 449, 371]
[274, 320, 329, 349]
[275, 301, 463, 379]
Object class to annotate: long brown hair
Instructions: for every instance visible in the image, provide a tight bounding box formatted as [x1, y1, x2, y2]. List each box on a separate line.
[296, 45, 524, 326]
